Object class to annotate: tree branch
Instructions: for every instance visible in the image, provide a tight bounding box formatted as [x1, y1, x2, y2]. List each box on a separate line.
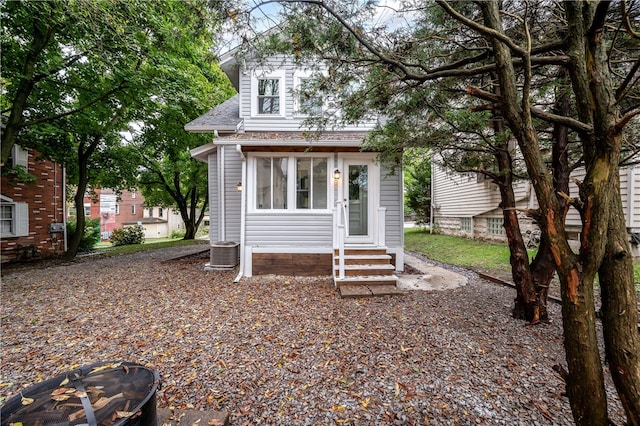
[436, 0, 526, 56]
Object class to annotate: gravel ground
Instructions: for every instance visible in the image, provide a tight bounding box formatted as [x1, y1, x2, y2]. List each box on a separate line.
[0, 246, 626, 425]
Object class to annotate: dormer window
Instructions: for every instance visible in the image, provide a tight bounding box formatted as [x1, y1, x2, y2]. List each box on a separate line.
[258, 79, 280, 114]
[251, 70, 285, 117]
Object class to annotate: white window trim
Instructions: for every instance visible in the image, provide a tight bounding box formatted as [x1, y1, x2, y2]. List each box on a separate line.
[293, 70, 325, 118]
[248, 153, 333, 213]
[0, 195, 29, 238]
[251, 69, 286, 118]
[9, 145, 29, 168]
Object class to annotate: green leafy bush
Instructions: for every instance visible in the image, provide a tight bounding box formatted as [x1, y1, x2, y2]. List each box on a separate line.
[110, 225, 145, 246]
[170, 230, 186, 239]
[66, 218, 101, 252]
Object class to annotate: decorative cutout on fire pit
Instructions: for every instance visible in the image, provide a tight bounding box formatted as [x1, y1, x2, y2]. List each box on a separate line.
[0, 361, 160, 426]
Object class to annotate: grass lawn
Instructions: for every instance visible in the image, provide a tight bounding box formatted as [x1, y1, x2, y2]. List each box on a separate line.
[94, 238, 205, 255]
[405, 228, 640, 288]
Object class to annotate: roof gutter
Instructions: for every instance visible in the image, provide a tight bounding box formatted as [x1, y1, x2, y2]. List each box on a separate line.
[234, 144, 247, 283]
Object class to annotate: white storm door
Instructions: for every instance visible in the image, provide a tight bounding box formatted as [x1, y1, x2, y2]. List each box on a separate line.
[343, 159, 375, 244]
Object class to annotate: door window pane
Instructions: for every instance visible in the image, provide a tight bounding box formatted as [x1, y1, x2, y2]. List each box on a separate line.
[348, 164, 368, 236]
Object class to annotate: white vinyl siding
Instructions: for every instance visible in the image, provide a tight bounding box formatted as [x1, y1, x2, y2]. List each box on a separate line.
[245, 213, 333, 246]
[239, 57, 377, 132]
[380, 164, 403, 246]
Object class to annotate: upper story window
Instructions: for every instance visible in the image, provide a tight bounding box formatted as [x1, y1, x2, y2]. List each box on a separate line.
[158, 207, 163, 218]
[251, 70, 285, 117]
[251, 154, 330, 212]
[294, 71, 324, 117]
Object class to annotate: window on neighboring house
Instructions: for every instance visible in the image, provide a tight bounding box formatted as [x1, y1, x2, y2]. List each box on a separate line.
[158, 207, 163, 218]
[0, 197, 29, 238]
[487, 217, 505, 236]
[252, 155, 330, 211]
[131, 205, 136, 215]
[83, 203, 91, 217]
[6, 145, 29, 169]
[295, 77, 323, 117]
[148, 208, 153, 217]
[460, 217, 471, 232]
[131, 191, 136, 198]
[115, 204, 120, 215]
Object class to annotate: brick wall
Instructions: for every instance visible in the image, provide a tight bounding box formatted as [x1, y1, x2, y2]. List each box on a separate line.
[1, 149, 66, 262]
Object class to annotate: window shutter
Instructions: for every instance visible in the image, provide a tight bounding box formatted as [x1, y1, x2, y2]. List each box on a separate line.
[14, 145, 29, 168]
[15, 203, 29, 236]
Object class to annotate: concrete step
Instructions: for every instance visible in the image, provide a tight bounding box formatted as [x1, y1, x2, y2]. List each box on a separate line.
[334, 275, 398, 287]
[334, 264, 396, 276]
[333, 254, 392, 265]
[333, 248, 388, 256]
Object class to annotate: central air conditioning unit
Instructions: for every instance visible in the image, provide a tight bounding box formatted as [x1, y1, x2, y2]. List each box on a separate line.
[209, 241, 239, 268]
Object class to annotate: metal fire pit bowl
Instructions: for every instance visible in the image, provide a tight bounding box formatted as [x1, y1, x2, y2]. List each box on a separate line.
[1, 361, 160, 426]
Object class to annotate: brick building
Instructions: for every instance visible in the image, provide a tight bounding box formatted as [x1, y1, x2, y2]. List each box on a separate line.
[83, 188, 145, 240]
[1, 145, 66, 262]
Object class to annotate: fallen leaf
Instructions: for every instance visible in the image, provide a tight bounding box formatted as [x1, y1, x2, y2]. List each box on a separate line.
[20, 397, 34, 406]
[208, 419, 225, 426]
[59, 377, 69, 387]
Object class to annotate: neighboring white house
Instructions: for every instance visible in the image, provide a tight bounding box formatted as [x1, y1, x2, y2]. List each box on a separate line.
[123, 206, 187, 239]
[431, 160, 640, 257]
[186, 50, 404, 291]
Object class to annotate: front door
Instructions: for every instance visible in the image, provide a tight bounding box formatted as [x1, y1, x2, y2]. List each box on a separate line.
[343, 158, 375, 244]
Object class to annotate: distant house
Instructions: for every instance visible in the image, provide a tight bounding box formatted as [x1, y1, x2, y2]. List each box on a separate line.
[186, 48, 404, 291]
[431, 160, 640, 257]
[84, 189, 186, 240]
[1, 145, 66, 262]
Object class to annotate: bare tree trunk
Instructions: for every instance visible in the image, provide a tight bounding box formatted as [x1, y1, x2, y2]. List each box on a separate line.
[478, 2, 609, 422]
[599, 163, 640, 425]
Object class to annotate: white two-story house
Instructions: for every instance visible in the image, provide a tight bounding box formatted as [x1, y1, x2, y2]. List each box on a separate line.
[186, 49, 404, 294]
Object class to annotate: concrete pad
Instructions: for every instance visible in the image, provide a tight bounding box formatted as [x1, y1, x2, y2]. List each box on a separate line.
[158, 407, 228, 426]
[339, 285, 373, 298]
[397, 252, 468, 291]
[369, 285, 405, 296]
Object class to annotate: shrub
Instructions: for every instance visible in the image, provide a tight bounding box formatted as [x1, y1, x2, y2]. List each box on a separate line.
[110, 225, 145, 246]
[170, 230, 186, 239]
[66, 218, 101, 252]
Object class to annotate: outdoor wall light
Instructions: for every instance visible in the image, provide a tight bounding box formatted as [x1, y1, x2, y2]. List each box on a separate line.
[333, 169, 341, 181]
[236, 181, 243, 191]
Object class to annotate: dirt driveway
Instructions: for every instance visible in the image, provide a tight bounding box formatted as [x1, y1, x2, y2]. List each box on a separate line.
[0, 245, 625, 425]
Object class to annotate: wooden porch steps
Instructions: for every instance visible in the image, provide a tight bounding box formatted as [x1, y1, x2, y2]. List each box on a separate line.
[333, 247, 401, 298]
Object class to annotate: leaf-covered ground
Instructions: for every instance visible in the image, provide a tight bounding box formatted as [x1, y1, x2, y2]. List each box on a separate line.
[1, 246, 625, 425]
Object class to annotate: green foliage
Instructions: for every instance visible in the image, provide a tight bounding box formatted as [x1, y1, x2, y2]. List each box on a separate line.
[110, 225, 145, 246]
[66, 218, 101, 252]
[404, 149, 431, 225]
[1, 165, 37, 184]
[170, 230, 186, 239]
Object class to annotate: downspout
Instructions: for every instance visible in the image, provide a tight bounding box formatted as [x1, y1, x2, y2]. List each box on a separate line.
[430, 160, 434, 234]
[627, 167, 635, 229]
[234, 144, 246, 283]
[218, 133, 226, 242]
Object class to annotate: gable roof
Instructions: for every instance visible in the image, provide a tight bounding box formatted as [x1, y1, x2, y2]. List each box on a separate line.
[184, 94, 242, 134]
